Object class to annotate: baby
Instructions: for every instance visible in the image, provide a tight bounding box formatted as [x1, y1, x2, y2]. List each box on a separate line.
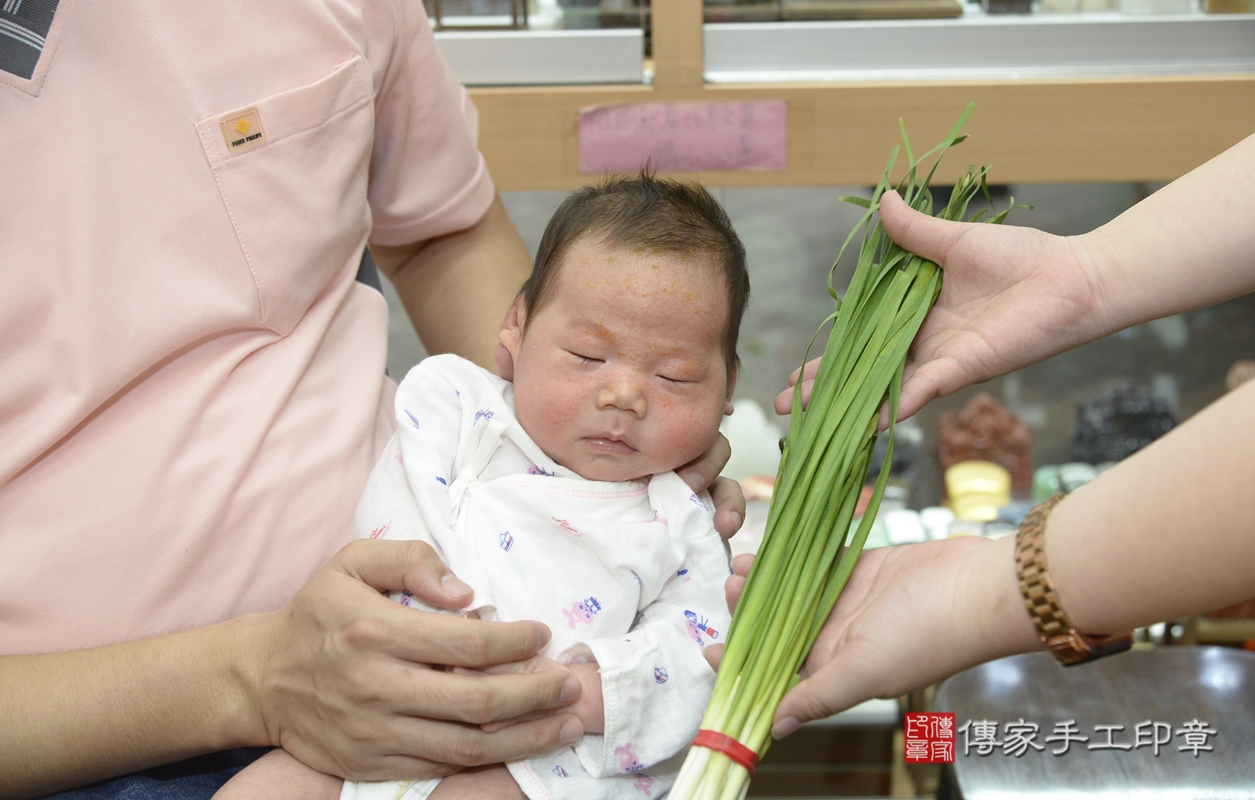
[217, 173, 749, 800]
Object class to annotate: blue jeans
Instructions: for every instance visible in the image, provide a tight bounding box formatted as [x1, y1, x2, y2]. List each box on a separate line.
[39, 748, 272, 800]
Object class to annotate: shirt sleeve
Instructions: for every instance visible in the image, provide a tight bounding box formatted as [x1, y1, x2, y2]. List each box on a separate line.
[365, 0, 495, 246]
[565, 475, 733, 778]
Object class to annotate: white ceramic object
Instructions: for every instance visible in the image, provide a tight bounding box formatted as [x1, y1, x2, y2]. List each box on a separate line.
[719, 399, 784, 482]
[885, 509, 927, 545]
[921, 506, 957, 541]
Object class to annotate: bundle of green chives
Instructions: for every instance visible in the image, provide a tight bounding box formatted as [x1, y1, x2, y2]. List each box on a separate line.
[672, 104, 1016, 800]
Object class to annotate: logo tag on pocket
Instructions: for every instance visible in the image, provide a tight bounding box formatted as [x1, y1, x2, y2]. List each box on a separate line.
[220, 109, 267, 153]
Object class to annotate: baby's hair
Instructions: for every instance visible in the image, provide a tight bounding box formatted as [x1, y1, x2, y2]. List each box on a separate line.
[522, 169, 749, 375]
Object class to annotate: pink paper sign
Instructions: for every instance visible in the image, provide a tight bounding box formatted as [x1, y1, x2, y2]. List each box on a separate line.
[578, 100, 787, 174]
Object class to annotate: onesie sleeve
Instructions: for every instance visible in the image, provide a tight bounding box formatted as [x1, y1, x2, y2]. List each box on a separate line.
[352, 354, 492, 612]
[565, 474, 733, 778]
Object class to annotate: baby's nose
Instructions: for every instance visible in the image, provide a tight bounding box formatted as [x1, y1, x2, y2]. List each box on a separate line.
[596, 372, 647, 418]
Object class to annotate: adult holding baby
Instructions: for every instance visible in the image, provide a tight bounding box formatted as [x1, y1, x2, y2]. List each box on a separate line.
[714, 131, 1255, 738]
[219, 174, 750, 800]
[0, 2, 743, 798]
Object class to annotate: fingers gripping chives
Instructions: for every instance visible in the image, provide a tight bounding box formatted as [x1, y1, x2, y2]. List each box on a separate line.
[673, 104, 1016, 800]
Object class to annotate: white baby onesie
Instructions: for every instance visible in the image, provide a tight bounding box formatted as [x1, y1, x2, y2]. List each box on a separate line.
[341, 354, 732, 800]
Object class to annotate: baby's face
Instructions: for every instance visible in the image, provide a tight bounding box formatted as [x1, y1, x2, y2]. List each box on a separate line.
[501, 238, 734, 483]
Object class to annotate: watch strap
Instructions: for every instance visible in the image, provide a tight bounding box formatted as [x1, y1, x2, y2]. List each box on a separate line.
[1015, 494, 1132, 666]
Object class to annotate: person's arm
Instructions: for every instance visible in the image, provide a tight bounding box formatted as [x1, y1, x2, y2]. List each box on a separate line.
[0, 541, 585, 800]
[372, 195, 532, 372]
[778, 131, 1255, 423]
[759, 376, 1255, 737]
[1084, 130, 1255, 340]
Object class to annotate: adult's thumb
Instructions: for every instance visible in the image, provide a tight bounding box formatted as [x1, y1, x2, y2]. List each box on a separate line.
[772, 661, 867, 739]
[879, 190, 962, 266]
[339, 539, 474, 611]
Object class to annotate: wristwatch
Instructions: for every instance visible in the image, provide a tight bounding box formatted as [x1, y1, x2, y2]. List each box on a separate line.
[1015, 494, 1133, 666]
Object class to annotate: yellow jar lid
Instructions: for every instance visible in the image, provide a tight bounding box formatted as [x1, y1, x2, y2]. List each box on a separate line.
[946, 460, 1011, 498]
[946, 460, 1012, 521]
[952, 492, 1004, 522]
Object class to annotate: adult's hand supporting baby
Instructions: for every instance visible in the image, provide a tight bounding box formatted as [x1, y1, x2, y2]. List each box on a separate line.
[244, 539, 585, 781]
[677, 432, 746, 540]
[0, 540, 583, 798]
[461, 656, 606, 737]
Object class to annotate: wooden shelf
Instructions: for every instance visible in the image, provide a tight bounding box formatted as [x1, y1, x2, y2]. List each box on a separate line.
[470, 0, 1255, 189]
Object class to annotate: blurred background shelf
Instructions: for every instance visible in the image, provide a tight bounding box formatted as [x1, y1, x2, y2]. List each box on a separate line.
[434, 28, 645, 85]
[704, 12, 1255, 82]
[450, 1, 1255, 189]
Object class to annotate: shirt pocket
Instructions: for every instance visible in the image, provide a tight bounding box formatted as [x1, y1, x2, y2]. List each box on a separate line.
[195, 56, 374, 335]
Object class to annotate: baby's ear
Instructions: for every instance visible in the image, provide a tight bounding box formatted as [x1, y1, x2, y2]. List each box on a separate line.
[496, 296, 526, 381]
[724, 364, 738, 415]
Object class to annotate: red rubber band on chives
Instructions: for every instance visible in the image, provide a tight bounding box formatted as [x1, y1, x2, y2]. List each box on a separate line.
[692, 729, 759, 776]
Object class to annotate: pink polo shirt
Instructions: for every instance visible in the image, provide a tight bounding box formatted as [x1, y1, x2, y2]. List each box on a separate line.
[0, 0, 494, 652]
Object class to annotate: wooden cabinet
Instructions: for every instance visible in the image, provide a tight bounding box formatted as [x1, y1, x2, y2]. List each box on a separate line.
[467, 0, 1255, 189]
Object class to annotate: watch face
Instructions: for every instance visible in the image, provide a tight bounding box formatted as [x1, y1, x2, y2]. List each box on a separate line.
[1048, 634, 1092, 666]
[1050, 631, 1133, 667]
[1082, 632, 1135, 660]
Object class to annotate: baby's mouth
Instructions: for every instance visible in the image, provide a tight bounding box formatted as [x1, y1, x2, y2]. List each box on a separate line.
[584, 436, 637, 456]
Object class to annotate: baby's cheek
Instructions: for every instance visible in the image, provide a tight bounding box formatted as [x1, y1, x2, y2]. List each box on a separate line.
[514, 396, 555, 450]
[541, 373, 587, 417]
[653, 398, 724, 467]
[517, 383, 582, 456]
